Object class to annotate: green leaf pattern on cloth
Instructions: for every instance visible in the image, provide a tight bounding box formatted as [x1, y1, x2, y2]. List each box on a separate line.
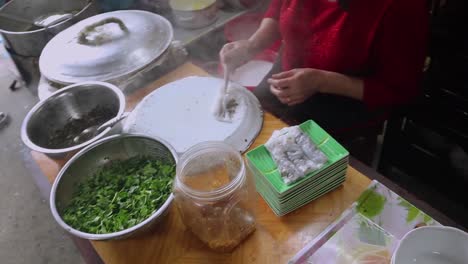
[398, 198, 423, 223]
[300, 181, 442, 264]
[423, 214, 433, 224]
[397, 198, 434, 225]
[357, 189, 386, 218]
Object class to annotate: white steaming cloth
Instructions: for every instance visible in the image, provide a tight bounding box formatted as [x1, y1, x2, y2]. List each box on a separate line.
[265, 126, 328, 185]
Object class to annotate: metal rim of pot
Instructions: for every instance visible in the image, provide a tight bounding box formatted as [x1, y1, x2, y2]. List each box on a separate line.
[44, 45, 173, 87]
[0, 0, 95, 35]
[20, 81, 126, 155]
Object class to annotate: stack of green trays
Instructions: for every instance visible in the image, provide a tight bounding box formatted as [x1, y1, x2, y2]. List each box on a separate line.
[246, 120, 349, 216]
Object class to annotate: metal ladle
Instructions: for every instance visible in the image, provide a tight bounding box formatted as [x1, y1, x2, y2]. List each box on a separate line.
[212, 64, 232, 122]
[73, 113, 128, 144]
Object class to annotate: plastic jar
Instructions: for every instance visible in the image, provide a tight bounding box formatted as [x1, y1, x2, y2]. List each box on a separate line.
[173, 141, 256, 252]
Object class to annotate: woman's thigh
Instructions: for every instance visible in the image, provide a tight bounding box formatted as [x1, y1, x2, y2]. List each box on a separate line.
[251, 53, 380, 133]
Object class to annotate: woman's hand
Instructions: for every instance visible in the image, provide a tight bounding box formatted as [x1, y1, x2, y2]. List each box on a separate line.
[220, 18, 281, 71]
[268, 68, 364, 106]
[267, 68, 326, 106]
[219, 40, 255, 71]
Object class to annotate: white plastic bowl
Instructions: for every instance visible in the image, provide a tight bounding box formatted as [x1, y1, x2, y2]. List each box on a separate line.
[392, 226, 468, 264]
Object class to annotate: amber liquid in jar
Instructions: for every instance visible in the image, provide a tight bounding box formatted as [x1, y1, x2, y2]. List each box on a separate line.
[174, 142, 256, 252]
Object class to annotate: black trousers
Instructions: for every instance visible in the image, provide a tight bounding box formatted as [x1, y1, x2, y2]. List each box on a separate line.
[253, 55, 385, 165]
[253, 56, 384, 139]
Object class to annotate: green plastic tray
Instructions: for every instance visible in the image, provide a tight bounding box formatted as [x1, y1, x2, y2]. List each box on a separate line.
[246, 120, 349, 195]
[257, 178, 346, 216]
[257, 167, 347, 205]
[248, 156, 348, 199]
[255, 169, 346, 209]
[254, 161, 348, 202]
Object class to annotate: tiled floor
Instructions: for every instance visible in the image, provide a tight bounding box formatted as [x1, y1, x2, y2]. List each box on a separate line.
[0, 51, 83, 263]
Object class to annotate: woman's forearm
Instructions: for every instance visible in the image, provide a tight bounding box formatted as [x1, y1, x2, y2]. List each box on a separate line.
[247, 18, 281, 55]
[319, 71, 364, 101]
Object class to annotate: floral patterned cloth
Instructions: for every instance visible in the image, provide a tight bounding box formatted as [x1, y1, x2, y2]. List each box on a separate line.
[290, 180, 441, 264]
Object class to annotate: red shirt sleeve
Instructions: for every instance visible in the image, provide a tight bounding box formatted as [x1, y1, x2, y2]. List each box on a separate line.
[363, 0, 429, 109]
[264, 0, 282, 20]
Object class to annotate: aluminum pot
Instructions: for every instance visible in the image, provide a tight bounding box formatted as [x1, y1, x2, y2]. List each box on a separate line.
[39, 10, 173, 86]
[21, 81, 126, 160]
[0, 0, 98, 57]
[169, 0, 218, 29]
[50, 134, 178, 240]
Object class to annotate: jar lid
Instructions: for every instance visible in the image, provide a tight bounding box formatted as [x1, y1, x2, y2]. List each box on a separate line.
[39, 10, 173, 84]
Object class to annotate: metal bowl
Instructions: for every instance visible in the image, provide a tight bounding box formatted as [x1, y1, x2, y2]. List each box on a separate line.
[50, 134, 179, 240]
[169, 0, 218, 29]
[21, 81, 125, 159]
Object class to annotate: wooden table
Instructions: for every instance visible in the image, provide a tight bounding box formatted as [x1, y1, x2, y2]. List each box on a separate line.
[32, 63, 373, 264]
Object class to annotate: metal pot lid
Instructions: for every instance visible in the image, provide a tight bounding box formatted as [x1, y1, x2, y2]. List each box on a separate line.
[39, 10, 173, 84]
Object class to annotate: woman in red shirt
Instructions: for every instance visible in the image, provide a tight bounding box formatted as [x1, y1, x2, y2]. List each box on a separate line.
[220, 0, 429, 135]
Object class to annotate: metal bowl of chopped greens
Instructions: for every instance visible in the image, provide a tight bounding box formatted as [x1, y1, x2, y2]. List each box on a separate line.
[50, 134, 178, 240]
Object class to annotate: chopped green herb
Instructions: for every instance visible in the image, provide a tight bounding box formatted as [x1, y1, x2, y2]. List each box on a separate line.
[61, 156, 175, 234]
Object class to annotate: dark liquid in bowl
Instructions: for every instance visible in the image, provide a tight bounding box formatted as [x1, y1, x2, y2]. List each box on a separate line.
[48, 106, 115, 149]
